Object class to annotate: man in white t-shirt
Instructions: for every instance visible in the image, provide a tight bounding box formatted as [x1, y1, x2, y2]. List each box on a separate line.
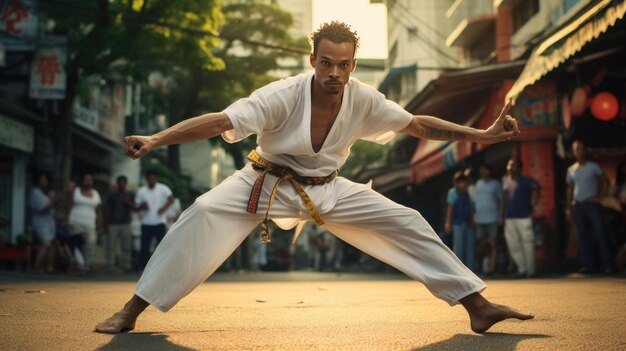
[96, 21, 532, 335]
[135, 170, 174, 270]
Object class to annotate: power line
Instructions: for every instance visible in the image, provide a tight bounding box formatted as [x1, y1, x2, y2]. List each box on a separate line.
[388, 0, 449, 41]
[385, 5, 458, 67]
[386, 1, 458, 65]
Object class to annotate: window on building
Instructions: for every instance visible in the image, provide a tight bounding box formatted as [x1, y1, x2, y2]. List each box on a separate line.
[512, 0, 540, 32]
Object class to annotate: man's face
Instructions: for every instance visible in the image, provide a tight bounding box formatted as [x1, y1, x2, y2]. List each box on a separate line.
[310, 38, 356, 95]
[117, 179, 127, 191]
[38, 175, 48, 189]
[572, 142, 586, 161]
[479, 166, 490, 179]
[506, 160, 519, 175]
[82, 175, 93, 188]
[147, 174, 158, 187]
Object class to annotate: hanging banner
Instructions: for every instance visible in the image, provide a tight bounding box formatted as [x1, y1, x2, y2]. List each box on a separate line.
[29, 47, 66, 99]
[0, 0, 38, 51]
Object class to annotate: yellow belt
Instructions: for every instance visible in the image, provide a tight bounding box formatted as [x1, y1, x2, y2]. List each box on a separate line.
[246, 150, 337, 243]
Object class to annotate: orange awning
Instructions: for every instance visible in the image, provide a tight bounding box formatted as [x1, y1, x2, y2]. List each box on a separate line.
[506, 0, 626, 102]
[407, 62, 524, 185]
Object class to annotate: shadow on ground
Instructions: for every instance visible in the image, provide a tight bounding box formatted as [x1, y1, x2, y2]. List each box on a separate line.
[96, 332, 197, 351]
[95, 331, 550, 351]
[411, 333, 551, 351]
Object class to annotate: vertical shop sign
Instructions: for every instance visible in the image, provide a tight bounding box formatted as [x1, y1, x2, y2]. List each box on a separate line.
[29, 47, 66, 99]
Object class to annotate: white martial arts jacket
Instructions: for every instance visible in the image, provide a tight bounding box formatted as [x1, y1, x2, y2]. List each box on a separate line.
[221, 71, 413, 230]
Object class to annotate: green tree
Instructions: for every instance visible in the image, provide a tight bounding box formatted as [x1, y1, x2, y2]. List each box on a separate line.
[40, 0, 223, 193]
[159, 0, 309, 171]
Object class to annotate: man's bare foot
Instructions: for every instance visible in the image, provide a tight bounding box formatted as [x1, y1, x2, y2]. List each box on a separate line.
[94, 295, 149, 334]
[461, 292, 534, 333]
[94, 311, 137, 334]
[468, 302, 534, 333]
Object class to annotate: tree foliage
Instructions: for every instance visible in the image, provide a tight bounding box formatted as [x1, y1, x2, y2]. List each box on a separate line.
[39, 0, 224, 193]
[39, 0, 308, 195]
[154, 0, 309, 169]
[43, 0, 224, 80]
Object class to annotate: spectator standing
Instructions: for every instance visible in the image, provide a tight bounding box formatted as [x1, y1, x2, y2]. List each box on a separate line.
[566, 141, 612, 273]
[135, 170, 173, 270]
[29, 174, 61, 273]
[445, 171, 476, 271]
[473, 164, 503, 274]
[67, 174, 102, 272]
[105, 175, 135, 273]
[615, 160, 626, 209]
[502, 159, 539, 277]
[613, 159, 626, 272]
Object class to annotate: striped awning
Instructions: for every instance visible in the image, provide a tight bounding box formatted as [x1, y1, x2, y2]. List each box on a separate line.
[506, 0, 626, 102]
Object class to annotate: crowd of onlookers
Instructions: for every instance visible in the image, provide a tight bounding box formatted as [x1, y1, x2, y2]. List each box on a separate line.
[27, 171, 178, 275]
[445, 140, 626, 277]
[18, 140, 626, 276]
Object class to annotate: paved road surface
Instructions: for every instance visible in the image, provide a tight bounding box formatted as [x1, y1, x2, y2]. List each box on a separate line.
[1, 271, 624, 350]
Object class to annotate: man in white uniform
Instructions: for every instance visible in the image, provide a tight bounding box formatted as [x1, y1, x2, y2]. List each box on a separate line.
[96, 21, 533, 335]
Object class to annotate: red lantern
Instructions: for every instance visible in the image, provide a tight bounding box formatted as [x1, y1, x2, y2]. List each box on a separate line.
[590, 92, 619, 121]
[570, 86, 590, 117]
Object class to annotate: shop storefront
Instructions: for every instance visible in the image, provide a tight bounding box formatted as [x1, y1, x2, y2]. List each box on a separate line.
[506, 0, 626, 266]
[0, 113, 34, 244]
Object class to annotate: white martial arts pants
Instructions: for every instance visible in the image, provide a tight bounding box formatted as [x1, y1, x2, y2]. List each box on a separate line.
[135, 164, 486, 312]
[504, 218, 535, 275]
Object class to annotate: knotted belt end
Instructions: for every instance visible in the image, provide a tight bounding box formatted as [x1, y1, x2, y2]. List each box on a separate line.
[246, 150, 335, 244]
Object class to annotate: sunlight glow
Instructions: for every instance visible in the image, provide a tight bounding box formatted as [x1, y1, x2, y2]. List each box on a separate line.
[313, 0, 388, 59]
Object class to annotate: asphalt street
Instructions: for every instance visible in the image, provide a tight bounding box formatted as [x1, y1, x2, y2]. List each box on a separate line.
[0, 271, 624, 350]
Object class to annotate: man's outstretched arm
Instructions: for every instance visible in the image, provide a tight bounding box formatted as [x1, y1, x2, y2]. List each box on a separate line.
[124, 112, 233, 160]
[400, 102, 519, 144]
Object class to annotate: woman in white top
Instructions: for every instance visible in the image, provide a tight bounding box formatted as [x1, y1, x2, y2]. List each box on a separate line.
[67, 174, 102, 271]
[29, 174, 60, 273]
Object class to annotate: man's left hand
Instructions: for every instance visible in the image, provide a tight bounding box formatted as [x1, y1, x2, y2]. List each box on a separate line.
[482, 101, 520, 143]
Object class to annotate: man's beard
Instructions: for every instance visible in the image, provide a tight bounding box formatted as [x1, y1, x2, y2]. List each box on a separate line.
[324, 80, 342, 94]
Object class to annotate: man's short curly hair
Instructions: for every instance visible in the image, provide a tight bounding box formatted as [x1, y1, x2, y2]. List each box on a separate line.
[309, 21, 360, 58]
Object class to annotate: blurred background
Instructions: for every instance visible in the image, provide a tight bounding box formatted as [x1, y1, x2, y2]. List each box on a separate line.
[1, 0, 625, 276]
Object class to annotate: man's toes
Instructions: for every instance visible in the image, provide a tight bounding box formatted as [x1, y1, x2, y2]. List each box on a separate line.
[95, 320, 129, 334]
[95, 324, 117, 334]
[516, 313, 534, 320]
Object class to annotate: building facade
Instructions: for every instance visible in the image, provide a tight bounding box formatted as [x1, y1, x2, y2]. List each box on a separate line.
[366, 0, 626, 272]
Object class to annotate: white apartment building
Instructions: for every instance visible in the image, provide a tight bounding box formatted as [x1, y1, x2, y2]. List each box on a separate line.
[377, 0, 457, 105]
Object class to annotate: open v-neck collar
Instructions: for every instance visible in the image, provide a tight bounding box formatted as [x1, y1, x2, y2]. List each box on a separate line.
[305, 73, 348, 155]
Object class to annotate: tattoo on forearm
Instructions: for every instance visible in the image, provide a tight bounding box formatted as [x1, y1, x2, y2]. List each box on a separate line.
[422, 126, 466, 140]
